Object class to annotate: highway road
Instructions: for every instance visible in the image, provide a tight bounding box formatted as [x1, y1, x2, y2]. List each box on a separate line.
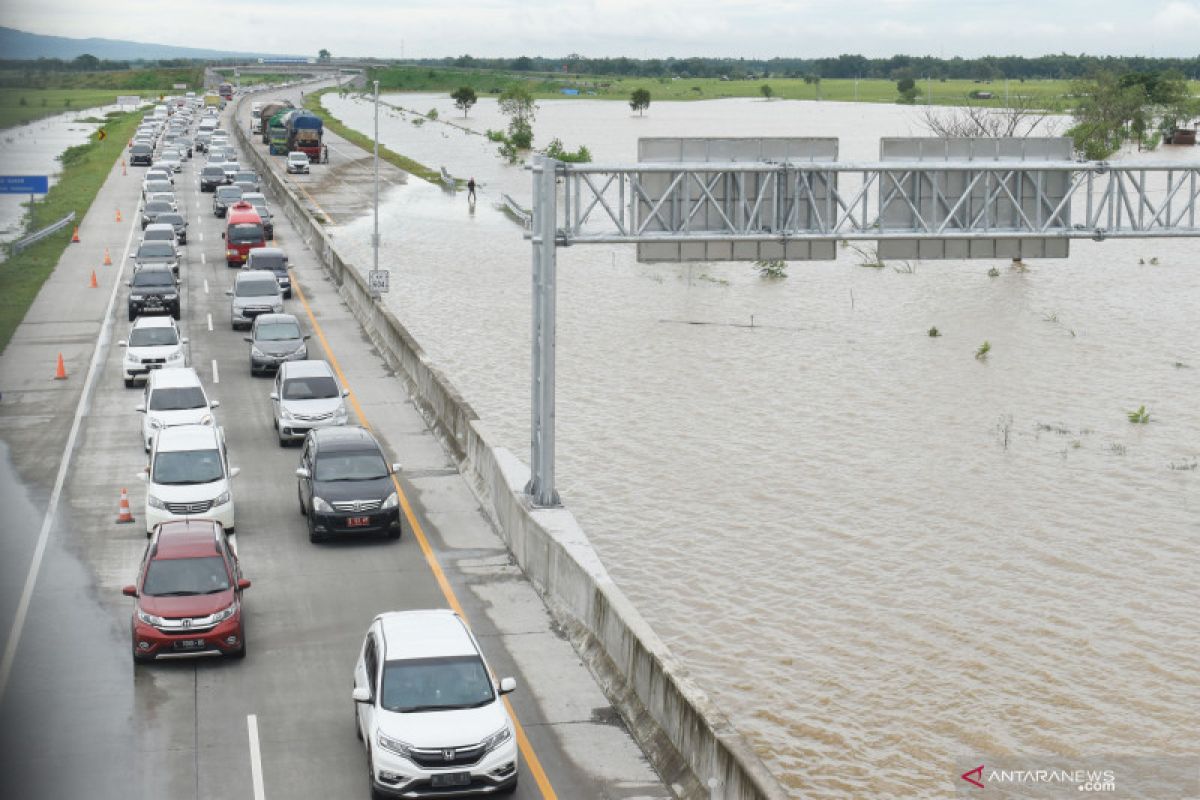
[0, 89, 670, 799]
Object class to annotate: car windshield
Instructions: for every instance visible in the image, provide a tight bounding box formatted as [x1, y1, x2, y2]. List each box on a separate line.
[216, 187, 241, 199]
[236, 279, 277, 297]
[229, 223, 264, 244]
[130, 327, 178, 347]
[381, 656, 495, 713]
[142, 556, 230, 597]
[235, 173, 256, 182]
[203, 167, 224, 176]
[256, 321, 300, 341]
[146, 202, 172, 213]
[132, 271, 174, 288]
[290, 155, 305, 162]
[138, 242, 175, 258]
[152, 448, 223, 484]
[132, 145, 152, 153]
[313, 452, 387, 481]
[158, 214, 184, 226]
[283, 376, 339, 401]
[148, 386, 205, 410]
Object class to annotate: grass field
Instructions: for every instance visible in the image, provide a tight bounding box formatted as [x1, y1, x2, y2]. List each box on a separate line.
[0, 109, 142, 353]
[0, 88, 156, 129]
[372, 66, 1200, 112]
[215, 72, 292, 87]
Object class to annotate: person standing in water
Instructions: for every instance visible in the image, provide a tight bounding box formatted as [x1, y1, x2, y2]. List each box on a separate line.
[467, 177, 476, 203]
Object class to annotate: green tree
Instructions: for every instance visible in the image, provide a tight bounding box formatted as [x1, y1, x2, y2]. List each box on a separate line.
[896, 76, 920, 104]
[760, 83, 774, 100]
[629, 88, 651, 116]
[318, 48, 331, 62]
[451, 86, 478, 117]
[72, 53, 100, 71]
[1068, 72, 1153, 158]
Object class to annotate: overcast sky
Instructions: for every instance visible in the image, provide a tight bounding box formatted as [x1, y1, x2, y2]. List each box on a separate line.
[6, 0, 1200, 59]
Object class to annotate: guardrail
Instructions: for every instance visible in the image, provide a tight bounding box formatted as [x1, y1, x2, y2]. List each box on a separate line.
[10, 211, 75, 255]
[500, 194, 532, 229]
[232, 88, 787, 800]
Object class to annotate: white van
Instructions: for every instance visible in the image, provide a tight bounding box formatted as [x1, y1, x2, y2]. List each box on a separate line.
[140, 424, 238, 536]
[136, 368, 219, 452]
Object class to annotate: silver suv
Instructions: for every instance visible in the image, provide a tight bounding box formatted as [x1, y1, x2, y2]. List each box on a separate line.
[226, 272, 283, 330]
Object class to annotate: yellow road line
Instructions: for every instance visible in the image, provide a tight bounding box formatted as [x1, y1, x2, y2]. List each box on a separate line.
[289, 272, 558, 800]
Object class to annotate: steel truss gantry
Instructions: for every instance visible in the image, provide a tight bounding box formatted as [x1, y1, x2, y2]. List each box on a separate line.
[524, 156, 1200, 506]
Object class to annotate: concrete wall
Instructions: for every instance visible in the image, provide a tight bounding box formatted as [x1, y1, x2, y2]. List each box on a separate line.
[233, 90, 789, 800]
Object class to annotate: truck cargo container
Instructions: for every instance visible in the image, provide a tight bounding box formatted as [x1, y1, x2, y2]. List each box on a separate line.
[258, 101, 294, 145]
[284, 110, 324, 161]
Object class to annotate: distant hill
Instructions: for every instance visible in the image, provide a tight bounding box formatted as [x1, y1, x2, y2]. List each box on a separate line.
[0, 26, 295, 61]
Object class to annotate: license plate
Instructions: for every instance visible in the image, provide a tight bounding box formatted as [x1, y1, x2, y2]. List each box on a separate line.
[430, 772, 470, 788]
[175, 639, 205, 650]
[347, 516, 370, 527]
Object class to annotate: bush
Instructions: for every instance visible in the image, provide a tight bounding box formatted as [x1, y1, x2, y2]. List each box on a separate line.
[544, 138, 592, 163]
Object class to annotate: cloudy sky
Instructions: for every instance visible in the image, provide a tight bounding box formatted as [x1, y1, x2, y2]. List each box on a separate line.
[6, 0, 1200, 59]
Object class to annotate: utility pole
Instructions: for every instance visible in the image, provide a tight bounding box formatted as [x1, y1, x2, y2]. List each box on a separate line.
[373, 80, 380, 280]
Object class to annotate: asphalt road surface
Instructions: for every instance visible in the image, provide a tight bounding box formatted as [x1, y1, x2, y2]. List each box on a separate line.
[0, 89, 670, 800]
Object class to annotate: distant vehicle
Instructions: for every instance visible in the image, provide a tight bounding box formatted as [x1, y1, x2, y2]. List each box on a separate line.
[284, 110, 323, 161]
[244, 246, 289, 296]
[200, 165, 228, 192]
[233, 171, 260, 192]
[140, 200, 176, 230]
[131, 240, 179, 277]
[155, 212, 188, 245]
[273, 360, 348, 446]
[119, 316, 187, 389]
[126, 264, 180, 321]
[129, 143, 154, 166]
[241, 193, 274, 240]
[218, 82, 234, 100]
[286, 151, 310, 174]
[122, 519, 250, 662]
[213, 185, 244, 218]
[351, 610, 519, 794]
[140, 222, 179, 249]
[227, 270, 283, 329]
[244, 313, 308, 376]
[224, 201, 266, 268]
[136, 367, 219, 452]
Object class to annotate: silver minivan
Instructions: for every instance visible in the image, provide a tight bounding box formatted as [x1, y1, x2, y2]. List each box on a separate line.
[270, 360, 349, 445]
[226, 272, 283, 330]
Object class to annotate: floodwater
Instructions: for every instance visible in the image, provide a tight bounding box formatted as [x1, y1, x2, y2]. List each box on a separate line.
[324, 94, 1200, 797]
[0, 107, 119, 255]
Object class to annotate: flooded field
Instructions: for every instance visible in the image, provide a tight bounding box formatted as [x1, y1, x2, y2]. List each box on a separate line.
[323, 94, 1200, 797]
[0, 107, 120, 255]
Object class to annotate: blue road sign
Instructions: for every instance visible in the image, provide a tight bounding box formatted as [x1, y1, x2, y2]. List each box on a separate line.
[0, 175, 49, 194]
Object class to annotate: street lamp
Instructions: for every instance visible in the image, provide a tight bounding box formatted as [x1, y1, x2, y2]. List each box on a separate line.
[373, 79, 379, 282]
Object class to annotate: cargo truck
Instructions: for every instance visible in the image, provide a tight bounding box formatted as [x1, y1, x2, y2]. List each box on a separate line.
[268, 112, 290, 155]
[258, 101, 294, 145]
[284, 110, 324, 161]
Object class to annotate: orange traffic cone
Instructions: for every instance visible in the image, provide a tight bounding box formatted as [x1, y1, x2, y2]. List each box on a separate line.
[115, 209, 122, 223]
[121, 159, 127, 176]
[103, 247, 112, 266]
[54, 352, 67, 380]
[70, 226, 80, 243]
[115, 488, 135, 524]
[89, 270, 98, 288]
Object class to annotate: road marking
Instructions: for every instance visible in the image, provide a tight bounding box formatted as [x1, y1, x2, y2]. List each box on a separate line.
[200, 252, 206, 265]
[203, 279, 209, 295]
[247, 714, 266, 800]
[0, 201, 140, 700]
[206, 313, 213, 332]
[198, 232, 204, 243]
[290, 273, 558, 800]
[212, 359, 220, 384]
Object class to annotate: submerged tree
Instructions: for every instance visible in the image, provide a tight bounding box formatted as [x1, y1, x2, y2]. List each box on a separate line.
[629, 87, 651, 116]
[451, 86, 478, 117]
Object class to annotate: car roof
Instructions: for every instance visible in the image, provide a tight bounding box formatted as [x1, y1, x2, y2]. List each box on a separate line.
[254, 313, 298, 327]
[152, 519, 224, 560]
[154, 424, 220, 452]
[143, 223, 175, 234]
[235, 271, 277, 285]
[149, 367, 201, 389]
[310, 426, 380, 455]
[248, 247, 284, 258]
[131, 316, 176, 330]
[376, 610, 478, 661]
[135, 263, 174, 274]
[283, 359, 336, 380]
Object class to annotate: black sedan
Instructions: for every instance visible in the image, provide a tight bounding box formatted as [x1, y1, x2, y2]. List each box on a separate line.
[295, 427, 402, 543]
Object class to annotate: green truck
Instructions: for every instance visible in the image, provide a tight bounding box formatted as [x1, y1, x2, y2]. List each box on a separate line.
[268, 111, 290, 154]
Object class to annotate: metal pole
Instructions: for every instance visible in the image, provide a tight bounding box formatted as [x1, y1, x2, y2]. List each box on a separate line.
[526, 156, 561, 507]
[373, 80, 380, 277]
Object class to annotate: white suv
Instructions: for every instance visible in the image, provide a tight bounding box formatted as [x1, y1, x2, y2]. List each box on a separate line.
[120, 316, 187, 388]
[136, 368, 219, 452]
[139, 424, 238, 536]
[353, 610, 519, 797]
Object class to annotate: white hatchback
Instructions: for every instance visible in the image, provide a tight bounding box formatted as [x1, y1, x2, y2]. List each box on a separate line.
[120, 316, 187, 388]
[353, 610, 519, 796]
[136, 368, 219, 452]
[140, 424, 238, 536]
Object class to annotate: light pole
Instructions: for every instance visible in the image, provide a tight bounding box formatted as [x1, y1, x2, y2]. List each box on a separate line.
[373, 79, 380, 282]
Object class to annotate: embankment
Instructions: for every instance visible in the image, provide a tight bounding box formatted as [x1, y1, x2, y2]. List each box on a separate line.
[234, 87, 789, 800]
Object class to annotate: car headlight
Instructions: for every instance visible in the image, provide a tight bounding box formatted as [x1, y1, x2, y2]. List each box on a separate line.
[377, 733, 412, 759]
[312, 496, 332, 513]
[137, 608, 166, 626]
[210, 600, 239, 624]
[214, 490, 231, 506]
[271, 301, 283, 312]
[199, 414, 213, 425]
[334, 406, 348, 420]
[250, 346, 265, 358]
[381, 492, 398, 510]
[280, 406, 294, 421]
[481, 725, 512, 753]
[130, 294, 145, 301]
[148, 418, 166, 430]
[163, 293, 178, 300]
[293, 344, 307, 357]
[168, 349, 184, 361]
[147, 494, 167, 510]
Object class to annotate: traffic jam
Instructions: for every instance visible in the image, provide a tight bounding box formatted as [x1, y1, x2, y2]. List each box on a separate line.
[118, 88, 522, 797]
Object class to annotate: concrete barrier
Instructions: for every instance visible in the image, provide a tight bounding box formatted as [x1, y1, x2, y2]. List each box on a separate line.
[233, 91, 789, 800]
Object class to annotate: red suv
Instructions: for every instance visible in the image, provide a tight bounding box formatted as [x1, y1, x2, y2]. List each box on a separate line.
[122, 519, 251, 663]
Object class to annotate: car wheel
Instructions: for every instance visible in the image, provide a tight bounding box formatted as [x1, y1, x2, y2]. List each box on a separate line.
[124, 378, 135, 389]
[307, 517, 323, 544]
[298, 486, 307, 515]
[128, 309, 137, 322]
[230, 639, 247, 660]
[366, 749, 386, 800]
[354, 703, 362, 740]
[498, 777, 518, 796]
[171, 307, 180, 321]
[132, 643, 152, 665]
[387, 522, 401, 541]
